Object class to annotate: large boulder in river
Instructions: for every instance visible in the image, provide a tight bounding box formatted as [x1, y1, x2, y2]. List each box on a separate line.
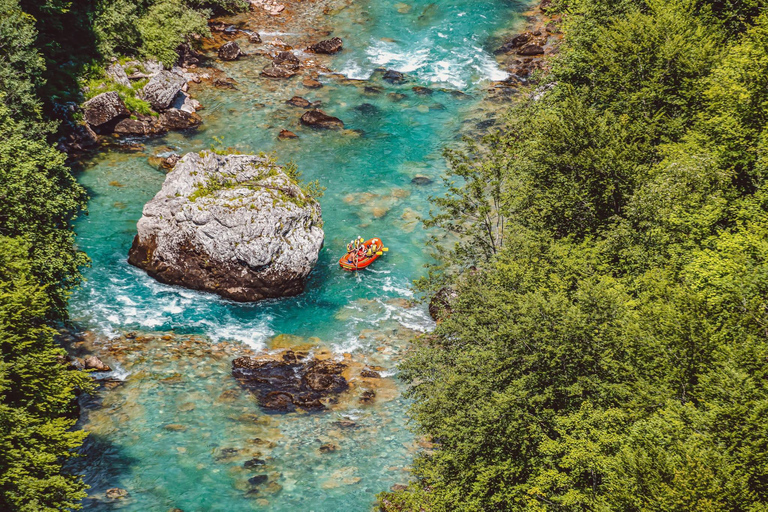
[142, 70, 187, 110]
[306, 37, 343, 54]
[82, 91, 129, 129]
[127, 152, 324, 301]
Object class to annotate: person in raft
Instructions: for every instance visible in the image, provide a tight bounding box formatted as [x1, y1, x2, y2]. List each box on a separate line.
[346, 236, 367, 266]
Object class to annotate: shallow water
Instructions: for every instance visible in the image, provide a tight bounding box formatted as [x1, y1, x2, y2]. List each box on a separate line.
[69, 1, 527, 510]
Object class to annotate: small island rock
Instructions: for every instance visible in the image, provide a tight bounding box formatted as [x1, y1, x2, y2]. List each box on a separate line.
[128, 152, 324, 302]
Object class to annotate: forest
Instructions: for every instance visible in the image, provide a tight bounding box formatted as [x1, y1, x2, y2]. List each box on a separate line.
[381, 0, 768, 510]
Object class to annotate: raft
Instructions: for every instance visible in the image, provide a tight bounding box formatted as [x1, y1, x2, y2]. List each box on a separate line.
[339, 238, 386, 271]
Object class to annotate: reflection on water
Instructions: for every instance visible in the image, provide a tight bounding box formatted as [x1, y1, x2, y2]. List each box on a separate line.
[69, 0, 527, 509]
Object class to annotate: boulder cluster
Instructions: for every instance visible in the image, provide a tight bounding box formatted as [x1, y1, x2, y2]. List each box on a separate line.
[81, 58, 204, 138]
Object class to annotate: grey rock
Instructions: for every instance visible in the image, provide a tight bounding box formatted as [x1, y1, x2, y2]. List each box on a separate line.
[143, 71, 187, 110]
[106, 63, 131, 87]
[82, 91, 129, 128]
[128, 152, 324, 301]
[144, 60, 164, 75]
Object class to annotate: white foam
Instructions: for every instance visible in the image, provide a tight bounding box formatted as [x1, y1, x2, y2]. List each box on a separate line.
[338, 60, 373, 80]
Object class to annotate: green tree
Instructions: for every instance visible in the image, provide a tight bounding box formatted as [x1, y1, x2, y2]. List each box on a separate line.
[0, 99, 88, 318]
[0, 0, 47, 125]
[0, 236, 92, 511]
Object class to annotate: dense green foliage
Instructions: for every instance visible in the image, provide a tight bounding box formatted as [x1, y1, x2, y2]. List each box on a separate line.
[14, 0, 246, 108]
[0, 237, 92, 511]
[387, 0, 768, 510]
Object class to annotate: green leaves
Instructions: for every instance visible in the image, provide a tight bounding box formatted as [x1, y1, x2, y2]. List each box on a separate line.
[391, 2, 768, 511]
[0, 237, 92, 511]
[0, 98, 88, 318]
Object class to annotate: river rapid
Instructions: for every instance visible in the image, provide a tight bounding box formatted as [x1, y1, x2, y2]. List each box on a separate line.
[68, 1, 529, 510]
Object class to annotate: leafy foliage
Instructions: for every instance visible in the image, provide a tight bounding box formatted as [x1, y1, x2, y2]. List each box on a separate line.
[0, 237, 93, 511]
[385, 1, 768, 510]
[0, 99, 88, 318]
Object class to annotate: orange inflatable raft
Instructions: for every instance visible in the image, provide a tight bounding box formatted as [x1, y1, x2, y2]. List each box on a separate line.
[339, 238, 387, 271]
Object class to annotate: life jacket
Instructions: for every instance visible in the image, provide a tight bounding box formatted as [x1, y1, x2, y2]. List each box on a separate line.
[347, 242, 354, 253]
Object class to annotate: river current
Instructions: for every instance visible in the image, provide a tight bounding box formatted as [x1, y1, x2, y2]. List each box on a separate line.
[68, 1, 528, 510]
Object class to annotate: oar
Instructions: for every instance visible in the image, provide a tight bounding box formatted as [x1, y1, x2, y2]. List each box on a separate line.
[375, 247, 389, 256]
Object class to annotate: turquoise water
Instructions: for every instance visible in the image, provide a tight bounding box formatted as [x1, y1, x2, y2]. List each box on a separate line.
[69, 1, 527, 510]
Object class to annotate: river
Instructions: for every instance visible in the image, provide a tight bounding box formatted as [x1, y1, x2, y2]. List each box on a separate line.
[68, 1, 529, 509]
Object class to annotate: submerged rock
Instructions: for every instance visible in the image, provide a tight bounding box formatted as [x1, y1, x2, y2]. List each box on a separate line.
[105, 488, 128, 500]
[286, 96, 311, 108]
[383, 69, 405, 83]
[306, 37, 343, 54]
[302, 78, 323, 88]
[411, 175, 433, 186]
[278, 129, 298, 139]
[127, 152, 324, 302]
[300, 109, 344, 129]
[232, 352, 348, 412]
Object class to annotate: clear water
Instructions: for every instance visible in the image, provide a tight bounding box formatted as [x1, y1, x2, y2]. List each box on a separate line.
[68, 1, 527, 510]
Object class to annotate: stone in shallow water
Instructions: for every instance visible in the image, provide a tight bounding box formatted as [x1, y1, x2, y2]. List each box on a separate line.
[286, 96, 311, 108]
[218, 41, 243, 61]
[248, 474, 269, 486]
[300, 109, 344, 129]
[411, 175, 433, 185]
[302, 78, 323, 88]
[244, 458, 267, 468]
[232, 353, 349, 412]
[383, 69, 405, 83]
[306, 37, 343, 54]
[105, 488, 128, 500]
[278, 129, 298, 139]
